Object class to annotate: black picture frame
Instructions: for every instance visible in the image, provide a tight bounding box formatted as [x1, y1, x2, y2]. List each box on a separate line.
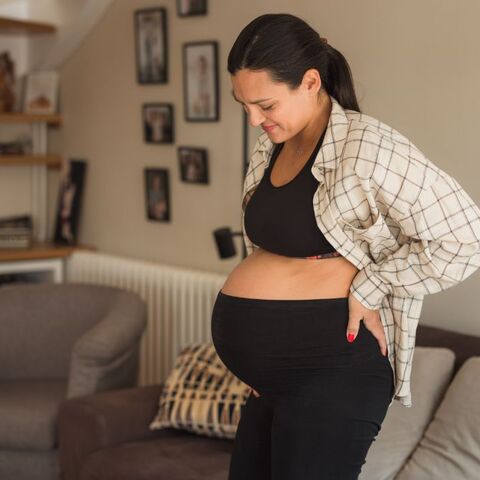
[143, 103, 174, 144]
[178, 146, 209, 184]
[145, 168, 171, 222]
[53, 159, 88, 245]
[182, 40, 219, 122]
[134, 7, 168, 84]
[177, 0, 207, 17]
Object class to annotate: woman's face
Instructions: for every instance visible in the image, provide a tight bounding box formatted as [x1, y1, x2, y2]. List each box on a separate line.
[231, 68, 321, 142]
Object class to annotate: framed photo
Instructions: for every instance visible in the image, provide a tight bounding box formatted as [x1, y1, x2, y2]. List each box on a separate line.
[143, 103, 174, 144]
[0, 52, 15, 112]
[134, 7, 168, 84]
[23, 71, 59, 114]
[145, 168, 170, 222]
[53, 159, 87, 245]
[177, 0, 207, 17]
[183, 41, 219, 121]
[178, 146, 209, 184]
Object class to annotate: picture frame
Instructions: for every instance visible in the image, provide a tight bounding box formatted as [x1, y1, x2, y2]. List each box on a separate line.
[53, 159, 87, 245]
[143, 103, 174, 144]
[134, 7, 168, 84]
[23, 71, 59, 114]
[145, 168, 171, 222]
[183, 40, 219, 121]
[178, 146, 209, 184]
[177, 0, 207, 17]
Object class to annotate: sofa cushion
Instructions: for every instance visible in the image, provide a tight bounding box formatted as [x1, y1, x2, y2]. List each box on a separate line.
[80, 430, 233, 480]
[149, 343, 250, 440]
[359, 347, 455, 480]
[395, 356, 480, 480]
[0, 379, 67, 450]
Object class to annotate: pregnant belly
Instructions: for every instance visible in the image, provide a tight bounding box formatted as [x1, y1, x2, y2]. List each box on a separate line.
[220, 247, 359, 300]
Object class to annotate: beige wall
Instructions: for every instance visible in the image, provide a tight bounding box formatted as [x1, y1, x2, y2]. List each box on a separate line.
[3, 0, 480, 334]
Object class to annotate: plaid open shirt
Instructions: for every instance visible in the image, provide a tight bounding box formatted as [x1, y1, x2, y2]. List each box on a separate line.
[241, 95, 480, 407]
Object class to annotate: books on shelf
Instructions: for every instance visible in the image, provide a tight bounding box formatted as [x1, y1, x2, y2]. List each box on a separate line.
[0, 214, 33, 248]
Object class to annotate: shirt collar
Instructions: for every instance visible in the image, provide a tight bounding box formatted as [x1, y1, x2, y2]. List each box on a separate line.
[255, 94, 350, 171]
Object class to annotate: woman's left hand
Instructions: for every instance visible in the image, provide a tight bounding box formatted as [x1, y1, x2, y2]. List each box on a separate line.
[347, 293, 387, 356]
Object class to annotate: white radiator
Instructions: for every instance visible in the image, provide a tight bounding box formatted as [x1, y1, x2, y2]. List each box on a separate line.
[65, 251, 227, 387]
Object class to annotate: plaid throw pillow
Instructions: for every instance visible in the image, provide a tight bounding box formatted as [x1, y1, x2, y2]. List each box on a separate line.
[149, 343, 250, 439]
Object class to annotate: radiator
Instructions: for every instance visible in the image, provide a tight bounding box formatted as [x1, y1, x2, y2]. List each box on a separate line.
[65, 250, 227, 387]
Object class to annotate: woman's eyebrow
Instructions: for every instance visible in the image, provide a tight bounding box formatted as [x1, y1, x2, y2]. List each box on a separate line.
[230, 89, 273, 104]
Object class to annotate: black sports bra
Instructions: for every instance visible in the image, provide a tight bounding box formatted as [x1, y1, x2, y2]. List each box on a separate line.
[244, 129, 340, 259]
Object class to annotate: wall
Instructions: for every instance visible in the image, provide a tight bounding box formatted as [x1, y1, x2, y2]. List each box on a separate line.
[2, 0, 480, 334]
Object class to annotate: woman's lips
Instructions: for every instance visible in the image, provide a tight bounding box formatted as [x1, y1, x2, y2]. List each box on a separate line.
[262, 124, 277, 132]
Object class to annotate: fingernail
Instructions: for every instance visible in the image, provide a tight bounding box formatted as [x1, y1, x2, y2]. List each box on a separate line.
[347, 333, 356, 343]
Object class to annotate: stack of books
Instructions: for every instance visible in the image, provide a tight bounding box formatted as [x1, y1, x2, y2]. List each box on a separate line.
[0, 215, 33, 249]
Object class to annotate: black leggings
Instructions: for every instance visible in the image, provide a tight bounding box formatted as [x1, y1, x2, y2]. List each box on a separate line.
[211, 290, 394, 480]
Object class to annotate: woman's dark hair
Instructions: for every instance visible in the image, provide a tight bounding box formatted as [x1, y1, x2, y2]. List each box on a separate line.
[227, 13, 361, 113]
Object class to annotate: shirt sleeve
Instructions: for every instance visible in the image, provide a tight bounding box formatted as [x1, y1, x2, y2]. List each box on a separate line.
[349, 172, 480, 310]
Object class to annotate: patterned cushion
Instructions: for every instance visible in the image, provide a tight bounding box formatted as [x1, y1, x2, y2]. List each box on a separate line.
[149, 343, 250, 439]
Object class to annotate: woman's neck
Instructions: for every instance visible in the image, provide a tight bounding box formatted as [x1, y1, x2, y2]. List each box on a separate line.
[285, 92, 332, 156]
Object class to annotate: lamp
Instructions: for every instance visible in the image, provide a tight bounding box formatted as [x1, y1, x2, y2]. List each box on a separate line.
[213, 227, 243, 259]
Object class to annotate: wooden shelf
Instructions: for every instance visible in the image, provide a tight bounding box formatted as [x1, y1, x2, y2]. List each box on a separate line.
[0, 242, 97, 262]
[0, 112, 62, 125]
[0, 16, 56, 34]
[0, 154, 62, 168]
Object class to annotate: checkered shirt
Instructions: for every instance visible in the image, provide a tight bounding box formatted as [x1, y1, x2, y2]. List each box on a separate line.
[241, 95, 480, 407]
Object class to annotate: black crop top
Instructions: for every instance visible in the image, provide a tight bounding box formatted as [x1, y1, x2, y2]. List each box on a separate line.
[244, 129, 339, 258]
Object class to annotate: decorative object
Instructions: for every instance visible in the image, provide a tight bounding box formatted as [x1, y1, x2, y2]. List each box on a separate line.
[0, 51, 15, 112]
[0, 136, 31, 155]
[183, 41, 219, 121]
[134, 7, 168, 84]
[143, 103, 174, 144]
[177, 0, 207, 17]
[149, 343, 250, 439]
[0, 214, 32, 249]
[53, 159, 87, 245]
[145, 167, 170, 222]
[23, 70, 59, 114]
[178, 146, 209, 183]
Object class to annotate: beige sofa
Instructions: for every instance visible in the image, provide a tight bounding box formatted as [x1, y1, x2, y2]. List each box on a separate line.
[57, 324, 480, 480]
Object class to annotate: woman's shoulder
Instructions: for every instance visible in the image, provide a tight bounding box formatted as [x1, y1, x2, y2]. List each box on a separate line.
[344, 109, 425, 160]
[337, 109, 447, 213]
[342, 109, 442, 188]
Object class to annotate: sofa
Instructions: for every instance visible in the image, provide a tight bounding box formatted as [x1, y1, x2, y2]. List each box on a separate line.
[57, 324, 480, 480]
[0, 282, 147, 480]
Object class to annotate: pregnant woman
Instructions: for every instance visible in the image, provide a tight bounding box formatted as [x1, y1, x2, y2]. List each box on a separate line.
[211, 13, 480, 480]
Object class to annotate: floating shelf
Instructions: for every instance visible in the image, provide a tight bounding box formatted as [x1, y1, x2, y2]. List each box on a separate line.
[0, 154, 62, 168]
[0, 242, 97, 262]
[0, 16, 56, 34]
[0, 112, 62, 126]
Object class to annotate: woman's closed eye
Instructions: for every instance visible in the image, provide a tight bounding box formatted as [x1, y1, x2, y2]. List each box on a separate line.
[241, 104, 274, 113]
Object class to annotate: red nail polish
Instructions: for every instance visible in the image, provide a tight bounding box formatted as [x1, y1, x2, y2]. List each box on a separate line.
[347, 333, 355, 343]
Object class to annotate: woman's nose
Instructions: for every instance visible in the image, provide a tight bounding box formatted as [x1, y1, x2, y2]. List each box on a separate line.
[247, 109, 266, 128]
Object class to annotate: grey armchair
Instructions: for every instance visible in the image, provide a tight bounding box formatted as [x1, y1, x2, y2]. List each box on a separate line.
[0, 282, 147, 480]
